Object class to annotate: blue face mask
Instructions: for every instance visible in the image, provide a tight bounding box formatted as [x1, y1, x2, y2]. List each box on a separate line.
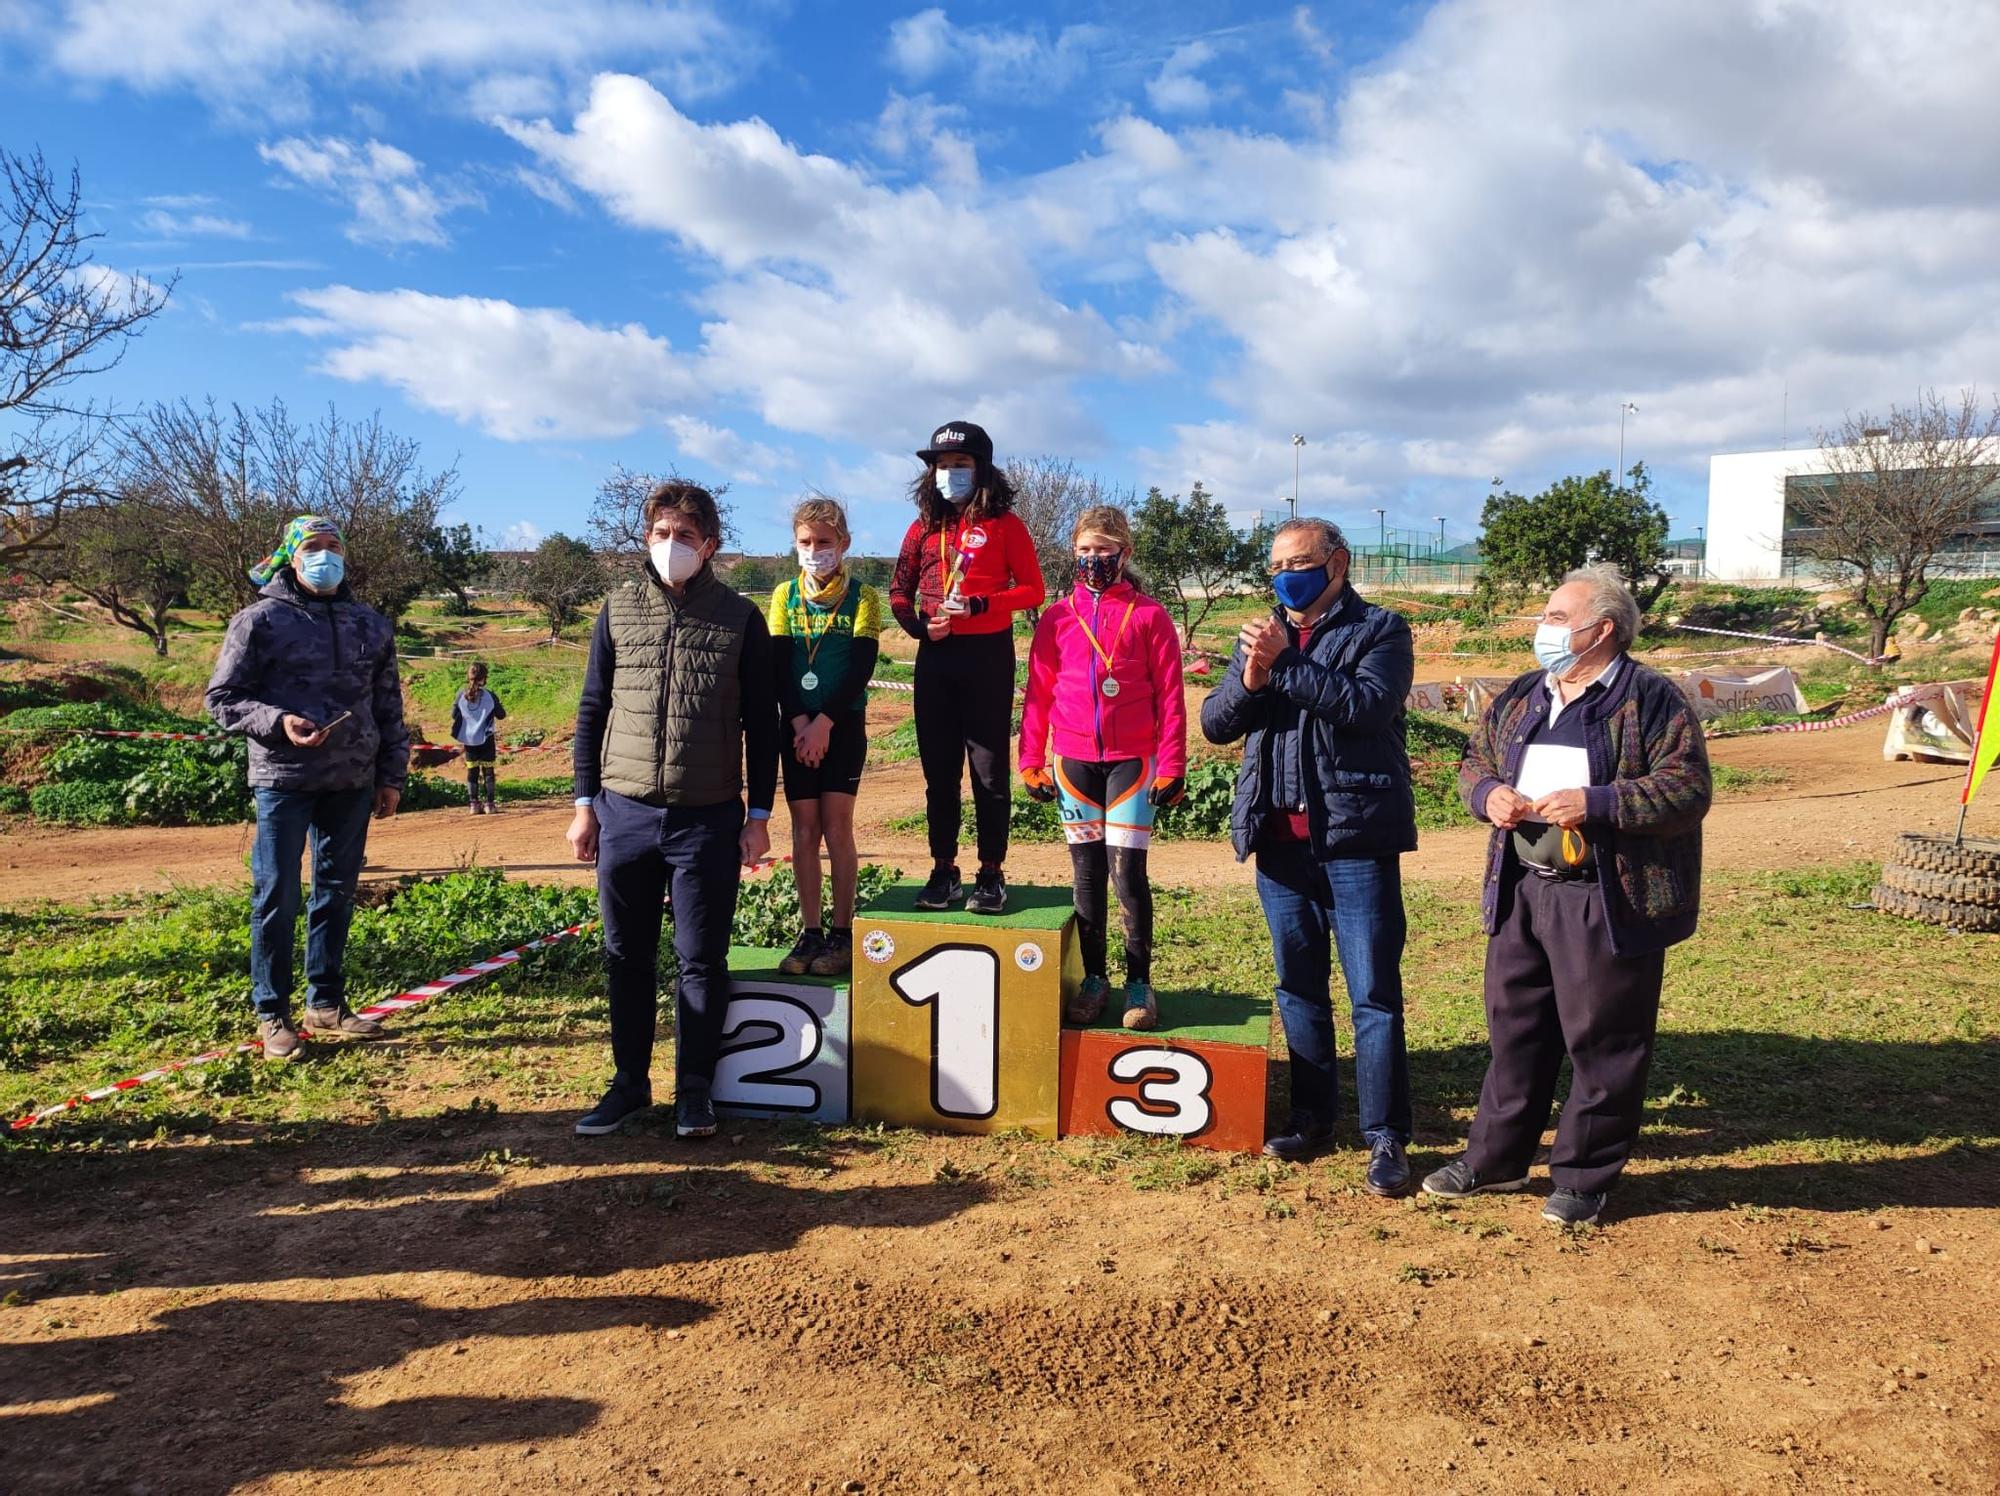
[295, 548, 345, 593]
[1534, 619, 1605, 676]
[937, 466, 976, 504]
[1272, 564, 1328, 611]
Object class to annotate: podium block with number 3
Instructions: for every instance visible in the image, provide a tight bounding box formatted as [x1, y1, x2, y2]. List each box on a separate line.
[1057, 989, 1272, 1153]
[851, 883, 1079, 1136]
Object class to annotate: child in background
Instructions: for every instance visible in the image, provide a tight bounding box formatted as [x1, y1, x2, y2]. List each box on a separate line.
[888, 420, 1045, 914]
[1019, 506, 1186, 1030]
[770, 497, 883, 976]
[451, 662, 507, 815]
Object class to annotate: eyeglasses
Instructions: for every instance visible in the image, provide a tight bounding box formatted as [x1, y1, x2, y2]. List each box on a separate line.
[1266, 554, 1329, 577]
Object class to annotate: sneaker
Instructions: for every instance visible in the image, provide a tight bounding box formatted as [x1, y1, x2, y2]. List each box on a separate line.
[914, 866, 963, 910]
[302, 1003, 384, 1039]
[675, 1082, 718, 1140]
[575, 1081, 653, 1136]
[484, 799, 499, 816]
[468, 799, 484, 815]
[1420, 1156, 1529, 1199]
[779, 927, 825, 976]
[808, 929, 853, 976]
[1120, 981, 1158, 1031]
[966, 867, 1007, 915]
[258, 1014, 303, 1062]
[1261, 1123, 1334, 1162]
[1365, 1137, 1411, 1197]
[1066, 975, 1111, 1024]
[1542, 1187, 1606, 1227]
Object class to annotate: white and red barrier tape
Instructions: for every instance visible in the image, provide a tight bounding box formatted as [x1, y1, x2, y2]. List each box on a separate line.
[1702, 684, 1945, 739]
[6, 850, 803, 1133]
[6, 920, 595, 1132]
[1665, 621, 1883, 664]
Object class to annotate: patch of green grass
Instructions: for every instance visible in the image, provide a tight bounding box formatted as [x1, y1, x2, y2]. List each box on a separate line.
[1710, 763, 1790, 795]
[869, 717, 920, 767]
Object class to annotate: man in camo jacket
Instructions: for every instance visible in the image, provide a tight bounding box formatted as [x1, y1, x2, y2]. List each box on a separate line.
[206, 515, 410, 1060]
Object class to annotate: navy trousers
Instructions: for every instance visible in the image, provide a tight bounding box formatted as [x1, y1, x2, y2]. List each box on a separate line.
[594, 790, 743, 1094]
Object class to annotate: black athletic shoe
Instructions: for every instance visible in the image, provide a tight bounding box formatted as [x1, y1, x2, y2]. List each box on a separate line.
[914, 866, 963, 910]
[966, 867, 1007, 915]
[675, 1082, 718, 1140]
[575, 1081, 653, 1136]
[1542, 1187, 1605, 1227]
[1261, 1124, 1334, 1162]
[1421, 1156, 1529, 1198]
[779, 927, 824, 975]
[1365, 1137, 1411, 1197]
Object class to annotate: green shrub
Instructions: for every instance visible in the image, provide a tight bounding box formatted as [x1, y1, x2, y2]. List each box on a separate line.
[731, 863, 903, 947]
[28, 779, 126, 825]
[7, 701, 250, 826]
[0, 783, 28, 814]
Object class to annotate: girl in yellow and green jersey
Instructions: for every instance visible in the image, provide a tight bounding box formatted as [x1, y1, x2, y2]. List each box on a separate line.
[767, 495, 883, 976]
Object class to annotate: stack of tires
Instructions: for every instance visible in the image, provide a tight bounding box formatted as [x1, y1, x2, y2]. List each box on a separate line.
[1874, 833, 2000, 933]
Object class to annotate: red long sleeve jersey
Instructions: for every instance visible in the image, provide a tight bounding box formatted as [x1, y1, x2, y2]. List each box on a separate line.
[888, 510, 1045, 638]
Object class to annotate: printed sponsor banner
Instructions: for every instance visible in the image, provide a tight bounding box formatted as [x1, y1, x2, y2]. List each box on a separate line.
[1675, 666, 1805, 721]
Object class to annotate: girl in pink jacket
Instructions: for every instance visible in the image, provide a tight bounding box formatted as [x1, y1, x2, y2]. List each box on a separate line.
[1019, 505, 1188, 1030]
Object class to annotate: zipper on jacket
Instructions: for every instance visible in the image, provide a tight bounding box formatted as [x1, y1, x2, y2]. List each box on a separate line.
[1088, 591, 1105, 761]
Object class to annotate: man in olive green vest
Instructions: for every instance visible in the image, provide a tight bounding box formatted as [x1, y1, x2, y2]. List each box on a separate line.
[567, 481, 781, 1139]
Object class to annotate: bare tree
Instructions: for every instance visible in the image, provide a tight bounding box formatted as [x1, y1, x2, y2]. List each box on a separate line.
[1004, 456, 1129, 616]
[127, 398, 457, 620]
[1791, 388, 2000, 659]
[1, 148, 172, 564]
[587, 463, 737, 569]
[28, 484, 190, 655]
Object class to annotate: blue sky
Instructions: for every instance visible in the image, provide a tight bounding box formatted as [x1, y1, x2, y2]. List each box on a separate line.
[5, 1, 1999, 554]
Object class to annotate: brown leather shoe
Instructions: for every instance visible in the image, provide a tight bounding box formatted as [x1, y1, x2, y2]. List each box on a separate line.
[303, 1004, 385, 1039]
[258, 1015, 303, 1061]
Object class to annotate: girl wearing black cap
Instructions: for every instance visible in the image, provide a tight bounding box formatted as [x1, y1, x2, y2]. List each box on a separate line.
[889, 421, 1046, 913]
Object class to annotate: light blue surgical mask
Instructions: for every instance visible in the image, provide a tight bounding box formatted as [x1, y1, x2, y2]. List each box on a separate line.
[295, 548, 345, 593]
[937, 466, 976, 504]
[1533, 619, 1604, 676]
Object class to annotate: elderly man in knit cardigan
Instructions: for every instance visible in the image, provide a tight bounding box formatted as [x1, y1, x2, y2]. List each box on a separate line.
[1423, 564, 1711, 1227]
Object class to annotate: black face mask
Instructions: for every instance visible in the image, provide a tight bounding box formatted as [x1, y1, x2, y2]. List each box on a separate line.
[1075, 553, 1122, 591]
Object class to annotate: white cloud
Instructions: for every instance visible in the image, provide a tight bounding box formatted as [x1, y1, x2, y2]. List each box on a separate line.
[258, 135, 474, 247]
[1145, 41, 1215, 116]
[496, 520, 543, 550]
[664, 414, 787, 484]
[874, 93, 979, 192]
[885, 8, 1103, 96]
[279, 285, 700, 440]
[504, 74, 1155, 451]
[139, 208, 252, 239]
[44, 0, 750, 108]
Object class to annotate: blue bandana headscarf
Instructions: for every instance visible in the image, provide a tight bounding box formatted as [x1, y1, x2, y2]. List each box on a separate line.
[249, 515, 344, 586]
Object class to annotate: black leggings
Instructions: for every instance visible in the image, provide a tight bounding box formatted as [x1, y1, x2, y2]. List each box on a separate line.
[1070, 841, 1153, 984]
[914, 630, 1015, 868]
[465, 765, 495, 798]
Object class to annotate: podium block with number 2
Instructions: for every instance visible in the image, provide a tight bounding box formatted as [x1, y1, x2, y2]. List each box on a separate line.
[850, 883, 1079, 1136]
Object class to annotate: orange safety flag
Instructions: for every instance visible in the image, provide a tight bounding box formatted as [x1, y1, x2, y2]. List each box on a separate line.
[1963, 629, 2000, 806]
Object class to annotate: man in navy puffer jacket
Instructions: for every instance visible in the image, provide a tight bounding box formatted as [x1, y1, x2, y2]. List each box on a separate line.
[1201, 517, 1416, 1189]
[207, 515, 410, 1060]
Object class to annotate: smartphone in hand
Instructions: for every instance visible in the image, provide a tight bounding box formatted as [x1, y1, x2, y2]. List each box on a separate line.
[319, 710, 354, 735]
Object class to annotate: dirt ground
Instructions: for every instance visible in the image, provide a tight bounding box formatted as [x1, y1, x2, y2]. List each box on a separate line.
[0, 721, 1971, 906]
[4, 715, 1998, 1493]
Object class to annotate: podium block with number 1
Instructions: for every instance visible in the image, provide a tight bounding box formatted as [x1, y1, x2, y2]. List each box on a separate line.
[851, 883, 1079, 1136]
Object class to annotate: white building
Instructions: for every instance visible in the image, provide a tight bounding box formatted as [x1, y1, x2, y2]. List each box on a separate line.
[1705, 443, 2000, 581]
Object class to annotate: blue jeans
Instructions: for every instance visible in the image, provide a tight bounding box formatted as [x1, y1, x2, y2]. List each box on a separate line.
[1253, 842, 1412, 1143]
[249, 784, 375, 1018]
[594, 790, 744, 1093]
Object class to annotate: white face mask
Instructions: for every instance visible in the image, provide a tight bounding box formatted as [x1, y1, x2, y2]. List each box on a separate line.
[937, 466, 976, 503]
[650, 537, 705, 585]
[798, 543, 841, 578]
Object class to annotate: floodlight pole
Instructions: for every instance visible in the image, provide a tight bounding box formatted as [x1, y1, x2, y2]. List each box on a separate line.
[1290, 434, 1305, 520]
